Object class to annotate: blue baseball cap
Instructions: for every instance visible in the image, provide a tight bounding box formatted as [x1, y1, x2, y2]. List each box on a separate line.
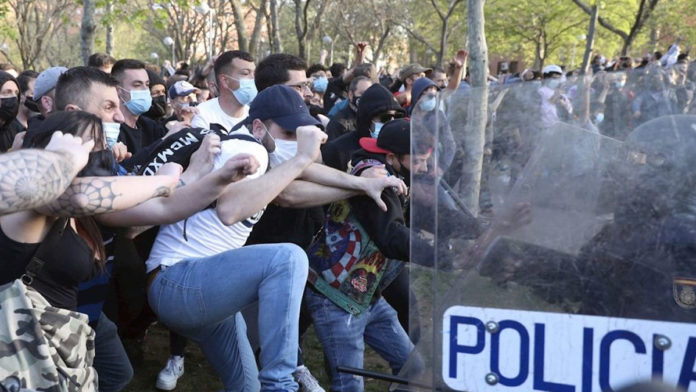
[246, 85, 321, 131]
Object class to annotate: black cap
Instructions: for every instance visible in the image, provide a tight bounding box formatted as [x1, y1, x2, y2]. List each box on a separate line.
[359, 118, 411, 155]
[247, 84, 321, 131]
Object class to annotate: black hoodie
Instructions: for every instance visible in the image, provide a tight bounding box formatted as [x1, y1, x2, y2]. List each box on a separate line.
[321, 84, 404, 172]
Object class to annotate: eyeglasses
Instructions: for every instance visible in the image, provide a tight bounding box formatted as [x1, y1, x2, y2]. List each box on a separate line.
[377, 112, 405, 123]
[287, 80, 312, 91]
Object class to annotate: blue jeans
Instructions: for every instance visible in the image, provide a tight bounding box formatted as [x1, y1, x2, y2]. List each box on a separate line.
[148, 244, 308, 392]
[304, 287, 419, 392]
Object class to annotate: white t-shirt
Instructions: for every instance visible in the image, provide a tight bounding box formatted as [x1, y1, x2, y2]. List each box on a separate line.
[146, 131, 269, 272]
[191, 98, 249, 133]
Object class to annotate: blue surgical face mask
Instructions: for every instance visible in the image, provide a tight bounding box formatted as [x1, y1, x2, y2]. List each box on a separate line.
[370, 121, 384, 138]
[121, 88, 152, 116]
[102, 121, 121, 149]
[418, 96, 437, 112]
[228, 76, 258, 105]
[313, 77, 328, 93]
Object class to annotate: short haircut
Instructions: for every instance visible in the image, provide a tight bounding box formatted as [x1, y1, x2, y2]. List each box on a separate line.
[306, 63, 327, 77]
[214, 50, 255, 85]
[349, 76, 371, 93]
[17, 70, 39, 94]
[429, 66, 446, 75]
[353, 63, 377, 82]
[55, 66, 118, 111]
[87, 53, 116, 68]
[330, 63, 346, 78]
[255, 53, 307, 92]
[110, 59, 147, 82]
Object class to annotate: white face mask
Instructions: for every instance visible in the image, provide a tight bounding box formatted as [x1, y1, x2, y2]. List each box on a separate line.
[262, 124, 298, 167]
[269, 138, 297, 167]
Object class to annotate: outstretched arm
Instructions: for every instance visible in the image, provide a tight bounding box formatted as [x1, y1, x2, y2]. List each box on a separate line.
[36, 163, 182, 217]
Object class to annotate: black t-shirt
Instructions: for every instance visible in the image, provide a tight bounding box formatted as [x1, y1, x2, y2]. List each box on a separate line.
[0, 219, 98, 310]
[118, 115, 168, 171]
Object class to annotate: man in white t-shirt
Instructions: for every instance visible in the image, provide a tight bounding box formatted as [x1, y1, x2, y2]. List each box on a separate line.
[192, 50, 256, 133]
[145, 85, 332, 392]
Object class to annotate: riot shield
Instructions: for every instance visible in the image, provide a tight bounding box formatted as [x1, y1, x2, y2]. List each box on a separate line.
[407, 73, 696, 392]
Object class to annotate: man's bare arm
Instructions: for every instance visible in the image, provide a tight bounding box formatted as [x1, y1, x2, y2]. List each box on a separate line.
[35, 163, 182, 217]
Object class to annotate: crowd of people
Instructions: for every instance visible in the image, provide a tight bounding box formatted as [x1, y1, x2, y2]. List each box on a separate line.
[0, 38, 694, 392]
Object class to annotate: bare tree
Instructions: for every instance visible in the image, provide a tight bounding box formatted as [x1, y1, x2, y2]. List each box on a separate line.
[81, 0, 97, 66]
[105, 0, 114, 55]
[293, 0, 329, 61]
[571, 0, 660, 55]
[268, 0, 284, 53]
[247, 0, 268, 58]
[430, 0, 465, 67]
[8, 0, 76, 69]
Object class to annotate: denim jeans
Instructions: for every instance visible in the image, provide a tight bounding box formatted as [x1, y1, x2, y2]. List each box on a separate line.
[304, 287, 418, 392]
[148, 243, 308, 392]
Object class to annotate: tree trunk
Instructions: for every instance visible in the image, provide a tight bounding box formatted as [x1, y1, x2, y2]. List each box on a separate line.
[105, 0, 114, 55]
[269, 0, 283, 53]
[463, 0, 488, 216]
[437, 17, 448, 67]
[581, 5, 598, 73]
[231, 0, 249, 52]
[80, 0, 96, 66]
[248, 0, 267, 58]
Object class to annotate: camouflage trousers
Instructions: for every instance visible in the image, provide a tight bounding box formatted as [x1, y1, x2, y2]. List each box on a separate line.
[0, 280, 97, 392]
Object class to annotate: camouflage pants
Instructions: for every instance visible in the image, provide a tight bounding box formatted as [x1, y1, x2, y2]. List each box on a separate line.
[0, 280, 97, 392]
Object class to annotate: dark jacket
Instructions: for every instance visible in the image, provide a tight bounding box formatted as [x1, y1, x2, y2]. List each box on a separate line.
[118, 115, 168, 171]
[321, 84, 404, 172]
[325, 101, 357, 142]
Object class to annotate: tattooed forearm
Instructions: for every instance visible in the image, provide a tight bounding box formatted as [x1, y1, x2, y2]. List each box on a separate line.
[42, 178, 124, 217]
[0, 150, 78, 215]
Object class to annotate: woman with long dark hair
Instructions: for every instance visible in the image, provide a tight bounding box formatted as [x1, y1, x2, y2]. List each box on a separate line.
[0, 110, 181, 310]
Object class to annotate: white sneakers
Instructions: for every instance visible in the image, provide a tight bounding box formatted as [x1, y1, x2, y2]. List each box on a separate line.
[294, 365, 326, 392]
[156, 355, 185, 391]
[155, 356, 323, 391]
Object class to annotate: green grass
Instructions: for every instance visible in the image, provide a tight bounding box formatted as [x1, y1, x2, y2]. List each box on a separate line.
[123, 323, 394, 392]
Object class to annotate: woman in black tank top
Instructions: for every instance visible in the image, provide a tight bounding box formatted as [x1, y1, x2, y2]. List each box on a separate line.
[0, 111, 181, 310]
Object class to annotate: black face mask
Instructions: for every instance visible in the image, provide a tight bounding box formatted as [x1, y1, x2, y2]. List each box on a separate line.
[0, 96, 19, 125]
[24, 97, 40, 113]
[78, 150, 117, 177]
[145, 95, 168, 119]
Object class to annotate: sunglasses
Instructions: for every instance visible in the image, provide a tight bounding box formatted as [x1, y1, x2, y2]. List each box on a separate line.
[377, 112, 405, 123]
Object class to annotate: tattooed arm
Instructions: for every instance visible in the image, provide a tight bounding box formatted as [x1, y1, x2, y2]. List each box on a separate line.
[0, 149, 81, 215]
[96, 153, 259, 228]
[35, 163, 182, 217]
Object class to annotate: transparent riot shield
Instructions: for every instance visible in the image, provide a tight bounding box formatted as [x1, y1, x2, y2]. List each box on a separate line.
[407, 72, 696, 392]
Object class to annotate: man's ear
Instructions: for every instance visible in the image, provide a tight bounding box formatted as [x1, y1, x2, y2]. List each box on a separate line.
[250, 118, 265, 139]
[385, 152, 397, 167]
[40, 95, 54, 113]
[64, 103, 80, 112]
